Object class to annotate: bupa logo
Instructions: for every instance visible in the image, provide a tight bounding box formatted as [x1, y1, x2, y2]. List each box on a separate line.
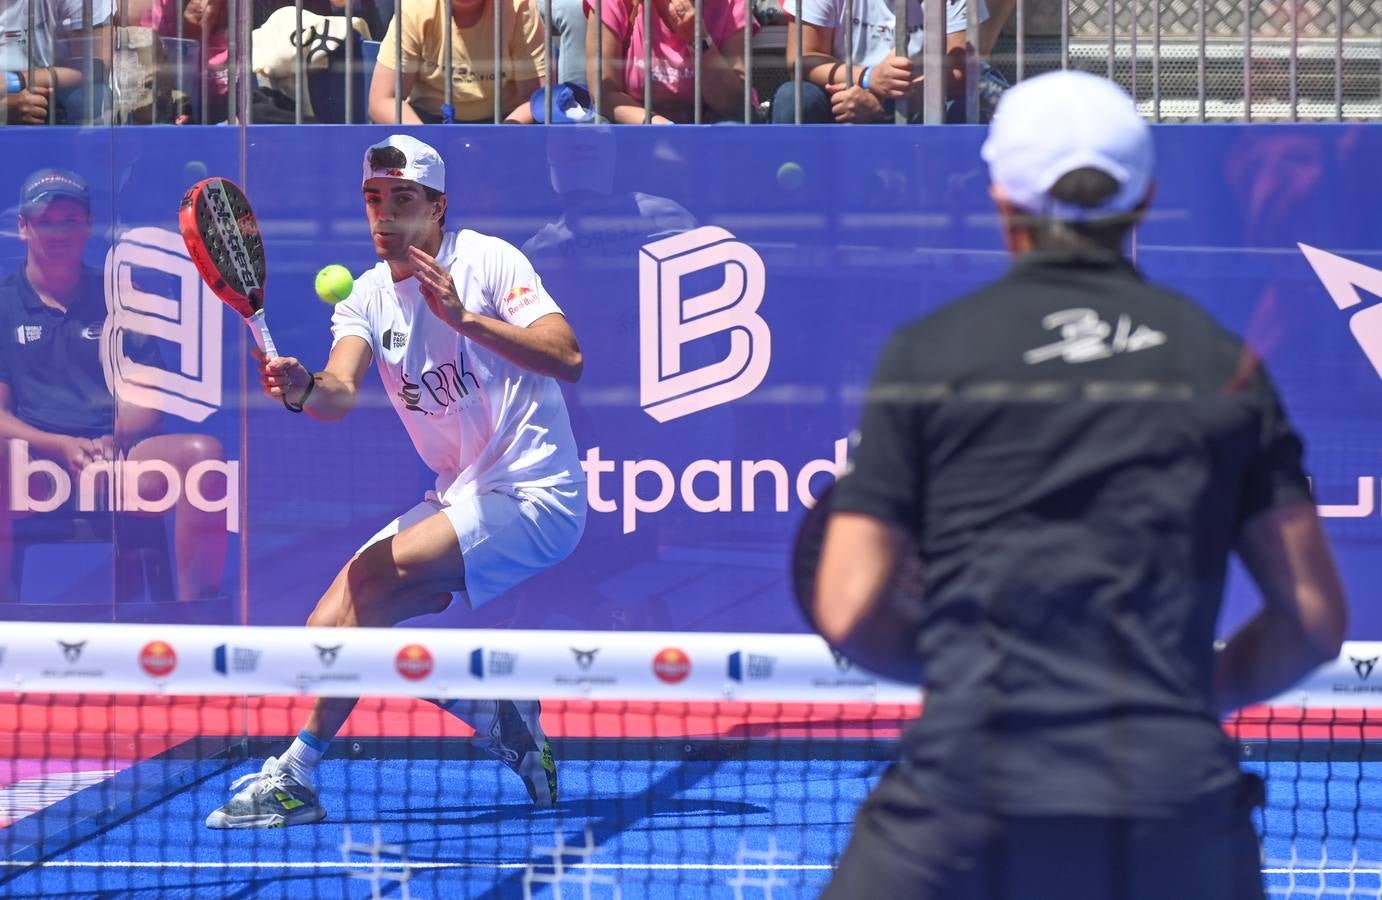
[1352, 656, 1378, 681]
[1301, 244, 1382, 380]
[639, 226, 768, 422]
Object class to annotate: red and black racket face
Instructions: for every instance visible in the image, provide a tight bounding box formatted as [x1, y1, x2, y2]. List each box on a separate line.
[178, 177, 266, 320]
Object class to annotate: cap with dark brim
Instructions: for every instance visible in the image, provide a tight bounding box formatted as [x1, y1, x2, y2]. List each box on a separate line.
[20, 168, 91, 214]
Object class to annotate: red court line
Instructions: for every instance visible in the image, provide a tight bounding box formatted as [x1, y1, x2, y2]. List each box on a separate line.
[0, 695, 1375, 762]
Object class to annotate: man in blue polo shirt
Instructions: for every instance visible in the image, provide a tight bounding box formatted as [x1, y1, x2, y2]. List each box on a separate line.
[0, 168, 227, 602]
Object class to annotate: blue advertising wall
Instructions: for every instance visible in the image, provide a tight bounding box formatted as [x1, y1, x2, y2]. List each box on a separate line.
[1, 124, 1379, 637]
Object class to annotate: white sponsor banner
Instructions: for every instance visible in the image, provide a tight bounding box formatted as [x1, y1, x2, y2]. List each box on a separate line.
[0, 623, 922, 703]
[0, 622, 1370, 709]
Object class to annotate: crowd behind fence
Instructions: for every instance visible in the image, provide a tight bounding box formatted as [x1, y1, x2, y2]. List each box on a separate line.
[0, 0, 1377, 127]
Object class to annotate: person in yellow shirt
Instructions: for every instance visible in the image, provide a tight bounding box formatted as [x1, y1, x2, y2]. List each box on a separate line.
[369, 0, 547, 124]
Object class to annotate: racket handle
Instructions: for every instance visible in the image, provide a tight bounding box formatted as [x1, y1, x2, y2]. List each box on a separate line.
[247, 309, 279, 360]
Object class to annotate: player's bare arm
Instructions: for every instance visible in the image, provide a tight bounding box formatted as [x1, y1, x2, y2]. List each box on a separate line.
[815, 511, 922, 682]
[1214, 502, 1348, 713]
[407, 245, 584, 383]
[254, 335, 374, 422]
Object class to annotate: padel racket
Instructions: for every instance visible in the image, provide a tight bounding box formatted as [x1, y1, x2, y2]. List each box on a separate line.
[790, 480, 925, 680]
[179, 177, 280, 363]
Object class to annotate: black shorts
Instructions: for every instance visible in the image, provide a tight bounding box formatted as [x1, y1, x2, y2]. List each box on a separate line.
[824, 766, 1267, 900]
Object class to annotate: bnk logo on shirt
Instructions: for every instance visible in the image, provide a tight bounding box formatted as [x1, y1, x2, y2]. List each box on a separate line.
[638, 226, 768, 422]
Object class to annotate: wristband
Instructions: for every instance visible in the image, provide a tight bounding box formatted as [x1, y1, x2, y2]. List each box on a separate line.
[4, 72, 21, 93]
[283, 372, 316, 413]
[860, 67, 871, 91]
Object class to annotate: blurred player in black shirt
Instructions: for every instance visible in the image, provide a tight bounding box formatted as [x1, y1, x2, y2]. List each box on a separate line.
[815, 71, 1348, 900]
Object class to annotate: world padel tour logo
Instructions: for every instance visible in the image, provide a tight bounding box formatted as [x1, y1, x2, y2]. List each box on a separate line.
[395, 645, 434, 681]
[653, 648, 691, 684]
[139, 641, 177, 678]
[471, 648, 517, 679]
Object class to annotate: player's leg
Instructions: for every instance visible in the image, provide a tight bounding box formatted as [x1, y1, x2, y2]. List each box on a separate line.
[206, 507, 464, 829]
[423, 486, 586, 807]
[128, 434, 228, 601]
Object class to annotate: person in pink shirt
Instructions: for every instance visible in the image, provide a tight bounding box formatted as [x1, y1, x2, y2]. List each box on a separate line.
[585, 0, 756, 123]
[143, 0, 228, 122]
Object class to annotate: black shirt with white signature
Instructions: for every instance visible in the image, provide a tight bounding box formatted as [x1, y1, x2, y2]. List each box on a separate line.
[832, 249, 1312, 817]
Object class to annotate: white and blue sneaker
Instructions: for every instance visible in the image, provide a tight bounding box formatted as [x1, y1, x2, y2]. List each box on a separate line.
[204, 756, 327, 829]
[483, 700, 558, 808]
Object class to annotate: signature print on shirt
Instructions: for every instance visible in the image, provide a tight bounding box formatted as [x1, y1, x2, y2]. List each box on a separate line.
[398, 356, 482, 416]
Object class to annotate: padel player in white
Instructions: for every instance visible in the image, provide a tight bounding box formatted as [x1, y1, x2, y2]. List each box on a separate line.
[207, 134, 587, 828]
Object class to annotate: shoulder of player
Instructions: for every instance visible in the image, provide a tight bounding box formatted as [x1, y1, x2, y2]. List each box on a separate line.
[452, 228, 529, 263]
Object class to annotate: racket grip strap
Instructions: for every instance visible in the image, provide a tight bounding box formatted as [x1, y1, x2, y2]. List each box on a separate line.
[248, 309, 278, 360]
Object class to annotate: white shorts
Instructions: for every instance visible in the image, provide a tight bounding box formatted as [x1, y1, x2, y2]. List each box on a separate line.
[356, 484, 586, 609]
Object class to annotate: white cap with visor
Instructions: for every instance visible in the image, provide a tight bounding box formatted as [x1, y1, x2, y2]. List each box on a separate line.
[981, 71, 1154, 223]
[362, 134, 446, 193]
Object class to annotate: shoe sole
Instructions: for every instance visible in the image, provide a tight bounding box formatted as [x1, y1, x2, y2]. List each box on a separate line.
[205, 805, 327, 829]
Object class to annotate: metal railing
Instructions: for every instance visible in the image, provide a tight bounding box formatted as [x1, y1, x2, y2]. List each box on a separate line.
[0, 0, 1377, 125]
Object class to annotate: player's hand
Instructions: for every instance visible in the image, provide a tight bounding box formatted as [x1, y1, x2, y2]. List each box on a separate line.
[868, 54, 921, 100]
[825, 83, 884, 123]
[8, 86, 51, 125]
[57, 435, 101, 475]
[92, 434, 118, 462]
[252, 347, 311, 402]
[408, 245, 473, 334]
[654, 0, 698, 46]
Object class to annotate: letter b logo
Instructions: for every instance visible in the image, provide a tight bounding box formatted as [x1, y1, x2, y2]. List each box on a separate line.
[639, 227, 768, 422]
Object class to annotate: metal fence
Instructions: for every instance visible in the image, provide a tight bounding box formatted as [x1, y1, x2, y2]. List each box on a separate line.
[0, 0, 1377, 126]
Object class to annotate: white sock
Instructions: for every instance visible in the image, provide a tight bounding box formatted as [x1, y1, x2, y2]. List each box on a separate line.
[434, 698, 499, 739]
[277, 729, 328, 786]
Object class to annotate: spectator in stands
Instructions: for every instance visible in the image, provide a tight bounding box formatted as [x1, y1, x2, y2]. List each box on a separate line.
[586, 0, 756, 123]
[368, 0, 545, 124]
[540, 0, 589, 86]
[0, 0, 112, 124]
[0, 169, 228, 602]
[770, 0, 993, 124]
[140, 0, 393, 124]
[142, 0, 228, 122]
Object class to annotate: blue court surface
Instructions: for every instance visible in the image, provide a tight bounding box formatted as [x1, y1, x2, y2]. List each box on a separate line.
[2, 751, 1378, 899]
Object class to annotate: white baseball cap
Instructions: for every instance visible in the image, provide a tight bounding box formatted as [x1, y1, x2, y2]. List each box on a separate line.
[980, 70, 1153, 223]
[362, 134, 446, 193]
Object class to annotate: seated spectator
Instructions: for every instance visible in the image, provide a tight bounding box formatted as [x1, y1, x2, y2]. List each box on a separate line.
[539, 0, 588, 87]
[0, 169, 228, 602]
[143, 0, 227, 122]
[587, 0, 755, 123]
[770, 0, 993, 124]
[0, 0, 112, 125]
[368, 0, 545, 124]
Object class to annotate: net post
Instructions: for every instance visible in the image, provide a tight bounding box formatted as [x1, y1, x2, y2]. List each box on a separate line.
[493, 0, 503, 123]
[395, 3, 404, 123]
[793, 0, 802, 123]
[964, 0, 979, 122]
[294, 0, 304, 124]
[594, 0, 604, 120]
[444, 0, 454, 121]
[921, 0, 944, 122]
[694, 0, 703, 122]
[643, 0, 653, 122]
[545, 0, 554, 123]
[892, 0, 906, 123]
[743, 0, 753, 122]
[344, 0, 355, 122]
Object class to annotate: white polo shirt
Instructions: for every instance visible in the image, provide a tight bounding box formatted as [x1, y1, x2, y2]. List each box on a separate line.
[330, 229, 584, 503]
